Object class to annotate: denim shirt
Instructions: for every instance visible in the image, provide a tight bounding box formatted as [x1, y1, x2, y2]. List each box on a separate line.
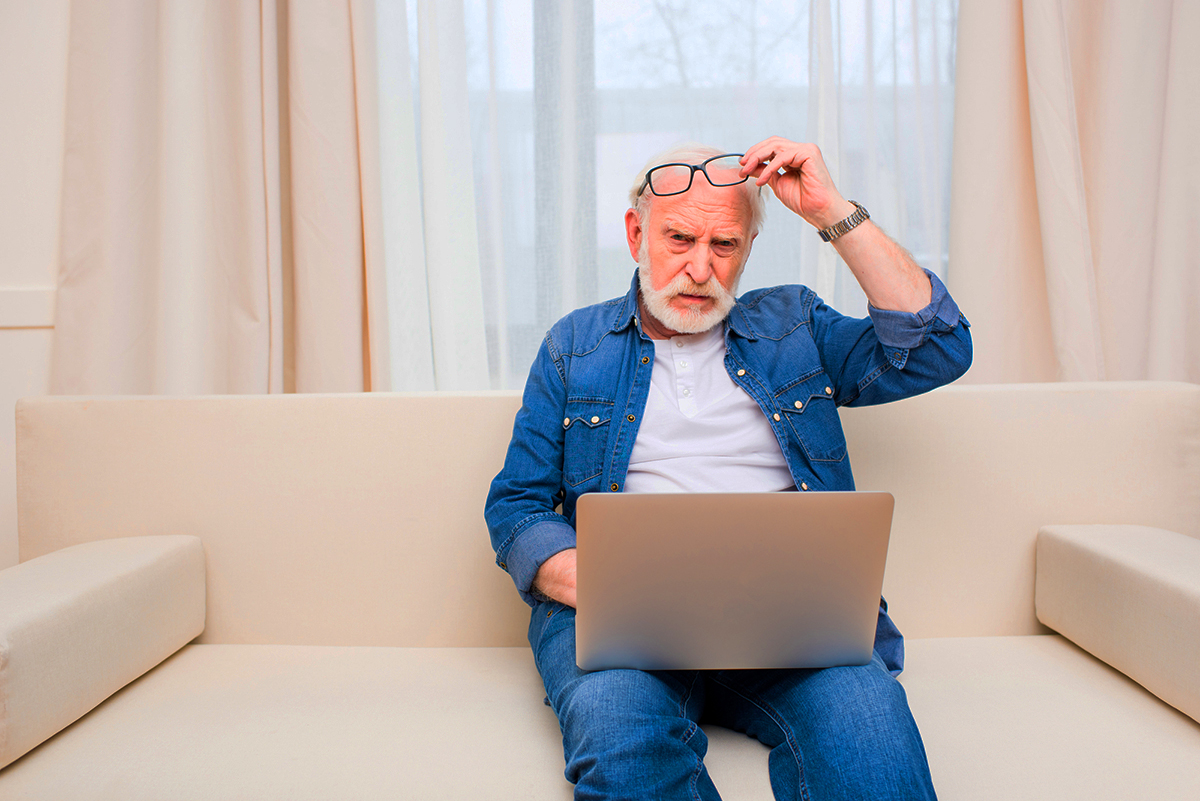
[485, 269, 971, 674]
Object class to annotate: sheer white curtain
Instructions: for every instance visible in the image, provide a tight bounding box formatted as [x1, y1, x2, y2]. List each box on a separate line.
[386, 0, 958, 389]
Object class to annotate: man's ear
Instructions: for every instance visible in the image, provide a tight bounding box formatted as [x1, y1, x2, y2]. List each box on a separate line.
[624, 208, 643, 263]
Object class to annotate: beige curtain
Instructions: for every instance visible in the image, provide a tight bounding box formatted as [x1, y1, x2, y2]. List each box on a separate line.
[948, 0, 1199, 383]
[51, 0, 390, 394]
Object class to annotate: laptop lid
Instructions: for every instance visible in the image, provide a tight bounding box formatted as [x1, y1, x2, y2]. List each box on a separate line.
[575, 491, 894, 671]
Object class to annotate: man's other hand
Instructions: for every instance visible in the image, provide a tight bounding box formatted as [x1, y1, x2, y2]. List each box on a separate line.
[740, 136, 857, 231]
[534, 548, 578, 608]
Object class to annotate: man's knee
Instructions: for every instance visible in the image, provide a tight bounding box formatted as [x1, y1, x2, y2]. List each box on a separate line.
[768, 665, 933, 799]
[556, 669, 693, 729]
[805, 660, 916, 731]
[554, 669, 710, 791]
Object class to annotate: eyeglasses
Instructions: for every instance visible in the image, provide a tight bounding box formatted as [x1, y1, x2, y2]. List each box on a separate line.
[637, 153, 747, 198]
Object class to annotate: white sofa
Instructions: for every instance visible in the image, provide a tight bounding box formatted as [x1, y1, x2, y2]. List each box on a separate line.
[2, 383, 1199, 799]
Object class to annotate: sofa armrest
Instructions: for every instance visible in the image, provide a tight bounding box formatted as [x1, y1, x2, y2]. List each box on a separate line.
[0, 535, 205, 768]
[1036, 524, 1200, 724]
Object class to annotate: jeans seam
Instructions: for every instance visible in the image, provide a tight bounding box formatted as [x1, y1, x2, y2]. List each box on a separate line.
[710, 675, 811, 801]
[679, 672, 706, 801]
[689, 751, 705, 801]
[678, 672, 701, 744]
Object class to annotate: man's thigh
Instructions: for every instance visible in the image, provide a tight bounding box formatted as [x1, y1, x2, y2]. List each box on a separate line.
[706, 654, 911, 731]
[529, 600, 702, 721]
[529, 601, 720, 799]
[702, 654, 935, 799]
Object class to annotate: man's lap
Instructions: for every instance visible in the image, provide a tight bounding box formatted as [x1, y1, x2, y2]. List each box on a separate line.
[529, 600, 936, 799]
[530, 600, 908, 731]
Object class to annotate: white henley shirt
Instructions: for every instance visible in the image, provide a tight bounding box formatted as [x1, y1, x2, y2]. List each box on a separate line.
[624, 323, 796, 494]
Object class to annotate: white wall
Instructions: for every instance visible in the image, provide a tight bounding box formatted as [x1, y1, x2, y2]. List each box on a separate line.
[0, 0, 71, 568]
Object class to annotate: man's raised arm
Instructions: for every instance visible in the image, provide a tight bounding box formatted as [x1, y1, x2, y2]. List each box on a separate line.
[739, 136, 932, 313]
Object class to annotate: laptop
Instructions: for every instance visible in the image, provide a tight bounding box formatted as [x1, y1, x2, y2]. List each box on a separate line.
[574, 491, 894, 671]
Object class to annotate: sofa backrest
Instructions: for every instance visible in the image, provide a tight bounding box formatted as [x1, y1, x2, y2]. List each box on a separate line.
[841, 382, 1198, 638]
[15, 383, 1199, 646]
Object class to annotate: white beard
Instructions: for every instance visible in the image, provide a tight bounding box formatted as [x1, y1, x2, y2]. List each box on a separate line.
[637, 254, 740, 335]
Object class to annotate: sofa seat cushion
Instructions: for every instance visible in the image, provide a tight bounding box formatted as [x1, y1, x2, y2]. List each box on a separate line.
[0, 644, 770, 800]
[3, 637, 1199, 799]
[901, 635, 1200, 799]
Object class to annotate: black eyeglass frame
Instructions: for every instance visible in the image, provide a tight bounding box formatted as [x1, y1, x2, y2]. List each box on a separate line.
[636, 153, 748, 198]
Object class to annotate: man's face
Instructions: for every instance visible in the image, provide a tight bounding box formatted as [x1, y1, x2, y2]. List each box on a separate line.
[625, 178, 756, 337]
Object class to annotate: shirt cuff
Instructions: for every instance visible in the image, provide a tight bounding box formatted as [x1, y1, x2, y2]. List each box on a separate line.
[505, 518, 577, 606]
[866, 270, 963, 350]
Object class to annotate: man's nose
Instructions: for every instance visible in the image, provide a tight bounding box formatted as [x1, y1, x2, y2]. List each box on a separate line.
[685, 244, 714, 283]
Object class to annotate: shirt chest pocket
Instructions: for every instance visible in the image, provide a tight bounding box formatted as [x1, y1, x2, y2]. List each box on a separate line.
[776, 374, 846, 463]
[562, 399, 613, 486]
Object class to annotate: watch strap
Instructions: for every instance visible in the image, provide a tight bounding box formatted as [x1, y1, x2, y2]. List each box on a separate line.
[818, 200, 870, 242]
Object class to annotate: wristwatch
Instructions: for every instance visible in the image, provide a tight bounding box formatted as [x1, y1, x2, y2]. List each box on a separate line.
[817, 201, 870, 242]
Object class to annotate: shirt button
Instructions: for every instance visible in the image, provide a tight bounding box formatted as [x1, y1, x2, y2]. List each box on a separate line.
[641, 356, 650, 364]
[679, 360, 688, 368]
[892, 352, 901, 359]
[610, 483, 619, 492]
[682, 388, 692, 397]
[825, 387, 832, 395]
[773, 413, 781, 421]
[590, 416, 600, 424]
[801, 482, 809, 491]
[794, 400, 803, 409]
[627, 414, 635, 422]
[737, 369, 746, 376]
[563, 418, 570, 427]
[675, 341, 684, 348]
[499, 562, 507, 570]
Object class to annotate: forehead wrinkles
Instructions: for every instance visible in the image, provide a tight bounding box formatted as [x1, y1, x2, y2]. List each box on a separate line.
[654, 201, 750, 240]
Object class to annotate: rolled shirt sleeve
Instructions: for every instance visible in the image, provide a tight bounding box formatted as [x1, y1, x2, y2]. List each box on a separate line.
[502, 517, 577, 605]
[866, 270, 965, 350]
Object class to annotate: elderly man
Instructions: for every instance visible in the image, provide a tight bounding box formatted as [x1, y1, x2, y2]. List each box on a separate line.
[485, 136, 971, 800]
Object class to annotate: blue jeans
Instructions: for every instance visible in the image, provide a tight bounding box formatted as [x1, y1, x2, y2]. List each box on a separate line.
[531, 601, 937, 801]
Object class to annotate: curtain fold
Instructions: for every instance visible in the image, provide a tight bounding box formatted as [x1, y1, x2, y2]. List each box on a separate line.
[805, 0, 841, 304]
[50, 0, 386, 395]
[350, 0, 392, 393]
[1021, 0, 1104, 380]
[414, 0, 490, 390]
[949, 0, 1198, 383]
[285, 0, 368, 393]
[374, 0, 435, 391]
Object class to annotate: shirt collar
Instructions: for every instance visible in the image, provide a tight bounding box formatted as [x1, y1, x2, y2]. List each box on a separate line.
[724, 302, 757, 340]
[608, 270, 643, 334]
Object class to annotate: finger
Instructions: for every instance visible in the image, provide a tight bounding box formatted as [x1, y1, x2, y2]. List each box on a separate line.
[792, 144, 827, 178]
[740, 136, 792, 171]
[756, 152, 794, 186]
[739, 137, 778, 164]
[744, 162, 769, 180]
[739, 142, 777, 176]
[742, 147, 779, 178]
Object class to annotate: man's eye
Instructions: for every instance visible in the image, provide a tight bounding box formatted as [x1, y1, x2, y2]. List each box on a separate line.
[671, 234, 690, 243]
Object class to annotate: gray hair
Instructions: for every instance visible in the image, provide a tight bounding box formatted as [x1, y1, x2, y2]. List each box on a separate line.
[627, 142, 767, 236]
